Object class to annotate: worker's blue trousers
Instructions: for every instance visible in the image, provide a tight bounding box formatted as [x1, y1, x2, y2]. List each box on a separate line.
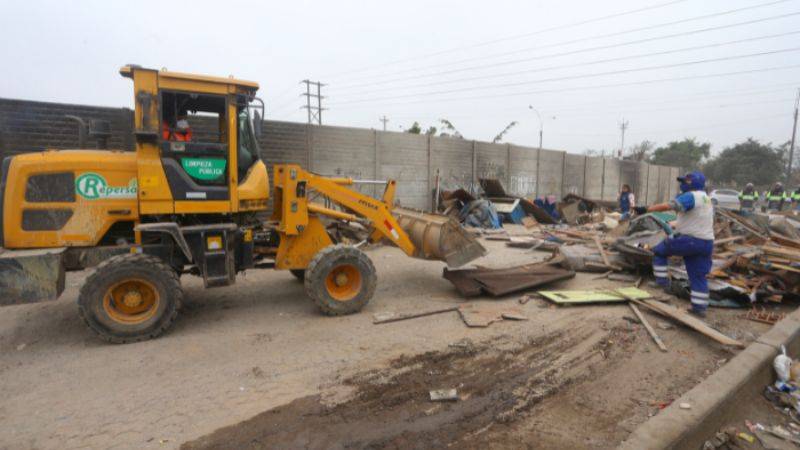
[652, 235, 714, 312]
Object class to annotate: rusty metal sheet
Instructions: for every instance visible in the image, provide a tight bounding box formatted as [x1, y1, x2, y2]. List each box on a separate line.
[443, 263, 575, 297]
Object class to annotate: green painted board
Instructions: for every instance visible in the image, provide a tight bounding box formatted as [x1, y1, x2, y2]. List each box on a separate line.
[539, 287, 651, 304]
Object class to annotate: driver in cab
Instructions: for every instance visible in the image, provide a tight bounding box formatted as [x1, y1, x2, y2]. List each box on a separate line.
[162, 114, 193, 142]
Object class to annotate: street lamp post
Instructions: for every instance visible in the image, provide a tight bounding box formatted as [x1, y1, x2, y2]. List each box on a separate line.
[528, 105, 543, 150]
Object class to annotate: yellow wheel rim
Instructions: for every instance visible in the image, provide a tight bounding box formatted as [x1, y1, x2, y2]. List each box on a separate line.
[102, 278, 160, 324]
[324, 264, 362, 302]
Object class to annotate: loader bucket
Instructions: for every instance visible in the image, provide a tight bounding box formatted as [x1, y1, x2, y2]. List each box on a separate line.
[393, 207, 487, 267]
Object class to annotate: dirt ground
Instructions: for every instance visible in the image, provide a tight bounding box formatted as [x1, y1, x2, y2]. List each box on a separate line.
[0, 229, 784, 450]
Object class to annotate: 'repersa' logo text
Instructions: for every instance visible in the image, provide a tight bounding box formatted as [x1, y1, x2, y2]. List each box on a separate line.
[75, 173, 137, 200]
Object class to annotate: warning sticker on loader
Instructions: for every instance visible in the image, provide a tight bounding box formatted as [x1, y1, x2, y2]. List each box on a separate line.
[76, 173, 137, 200]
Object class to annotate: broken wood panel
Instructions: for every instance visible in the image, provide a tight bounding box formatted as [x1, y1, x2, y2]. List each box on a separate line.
[539, 287, 651, 304]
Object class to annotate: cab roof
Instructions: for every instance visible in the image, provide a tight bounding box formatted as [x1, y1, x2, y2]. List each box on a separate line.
[119, 65, 259, 91]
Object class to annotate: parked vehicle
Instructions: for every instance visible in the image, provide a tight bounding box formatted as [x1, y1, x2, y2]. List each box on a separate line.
[709, 189, 741, 210]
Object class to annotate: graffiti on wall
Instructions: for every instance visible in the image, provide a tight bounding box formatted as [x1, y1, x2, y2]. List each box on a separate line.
[509, 175, 536, 197]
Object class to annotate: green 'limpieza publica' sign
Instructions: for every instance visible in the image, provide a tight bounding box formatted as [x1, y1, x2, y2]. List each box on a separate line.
[181, 158, 227, 181]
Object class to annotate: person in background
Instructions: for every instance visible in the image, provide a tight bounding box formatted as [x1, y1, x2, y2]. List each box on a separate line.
[619, 184, 635, 220]
[636, 171, 714, 317]
[162, 114, 193, 142]
[767, 182, 787, 212]
[791, 185, 800, 211]
[738, 183, 758, 214]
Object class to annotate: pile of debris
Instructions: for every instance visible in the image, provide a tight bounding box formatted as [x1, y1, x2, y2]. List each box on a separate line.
[437, 178, 561, 229]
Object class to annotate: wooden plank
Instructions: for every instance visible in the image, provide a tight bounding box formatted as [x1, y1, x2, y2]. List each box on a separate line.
[628, 301, 668, 352]
[631, 299, 745, 348]
[714, 236, 744, 246]
[594, 234, 611, 266]
[770, 234, 800, 250]
[373, 306, 459, 324]
[763, 245, 800, 260]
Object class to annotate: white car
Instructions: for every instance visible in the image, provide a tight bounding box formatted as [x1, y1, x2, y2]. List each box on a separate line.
[709, 189, 741, 210]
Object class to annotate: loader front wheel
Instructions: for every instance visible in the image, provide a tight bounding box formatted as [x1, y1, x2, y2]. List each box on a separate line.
[78, 253, 182, 344]
[305, 245, 376, 316]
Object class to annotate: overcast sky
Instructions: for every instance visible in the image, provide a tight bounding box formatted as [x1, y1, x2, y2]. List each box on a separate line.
[2, 0, 799, 155]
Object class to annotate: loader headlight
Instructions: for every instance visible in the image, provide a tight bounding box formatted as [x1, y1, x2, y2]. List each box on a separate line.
[207, 236, 223, 250]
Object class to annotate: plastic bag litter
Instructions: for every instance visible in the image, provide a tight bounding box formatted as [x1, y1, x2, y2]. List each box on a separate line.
[774, 345, 794, 391]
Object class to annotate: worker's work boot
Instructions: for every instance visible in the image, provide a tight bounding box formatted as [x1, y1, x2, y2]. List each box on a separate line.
[686, 307, 707, 319]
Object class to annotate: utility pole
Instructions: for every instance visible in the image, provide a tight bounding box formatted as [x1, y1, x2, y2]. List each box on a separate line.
[301, 80, 326, 125]
[528, 105, 543, 149]
[379, 115, 389, 131]
[618, 119, 629, 159]
[786, 88, 800, 182]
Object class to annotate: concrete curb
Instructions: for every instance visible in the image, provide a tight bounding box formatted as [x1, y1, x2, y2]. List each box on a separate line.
[618, 307, 800, 450]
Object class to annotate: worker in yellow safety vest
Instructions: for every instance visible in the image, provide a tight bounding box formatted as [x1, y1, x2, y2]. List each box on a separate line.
[792, 186, 800, 211]
[767, 182, 788, 212]
[738, 183, 758, 213]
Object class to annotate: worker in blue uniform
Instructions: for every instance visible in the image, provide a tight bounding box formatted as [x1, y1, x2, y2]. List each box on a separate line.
[636, 171, 714, 317]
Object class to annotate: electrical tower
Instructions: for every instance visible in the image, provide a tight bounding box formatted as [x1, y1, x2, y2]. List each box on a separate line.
[618, 119, 629, 159]
[301, 80, 326, 125]
[380, 115, 389, 131]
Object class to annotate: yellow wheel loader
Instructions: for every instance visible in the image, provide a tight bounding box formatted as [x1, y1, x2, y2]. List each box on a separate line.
[0, 65, 485, 343]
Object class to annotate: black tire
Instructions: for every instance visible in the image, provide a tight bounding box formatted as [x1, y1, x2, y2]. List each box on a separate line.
[78, 253, 182, 344]
[290, 269, 306, 281]
[304, 244, 377, 316]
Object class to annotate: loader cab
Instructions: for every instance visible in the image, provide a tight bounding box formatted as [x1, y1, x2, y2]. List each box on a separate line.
[120, 65, 269, 216]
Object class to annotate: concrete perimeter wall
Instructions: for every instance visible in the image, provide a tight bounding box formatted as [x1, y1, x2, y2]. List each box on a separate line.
[0, 98, 680, 211]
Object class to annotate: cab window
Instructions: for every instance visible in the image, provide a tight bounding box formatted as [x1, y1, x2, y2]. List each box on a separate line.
[160, 91, 228, 186]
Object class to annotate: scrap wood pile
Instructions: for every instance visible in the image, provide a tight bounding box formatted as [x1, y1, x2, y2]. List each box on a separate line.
[702, 209, 800, 306]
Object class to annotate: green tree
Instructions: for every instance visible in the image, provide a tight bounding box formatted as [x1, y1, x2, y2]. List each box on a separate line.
[492, 121, 518, 143]
[703, 138, 784, 187]
[650, 138, 710, 169]
[624, 140, 654, 162]
[406, 121, 422, 134]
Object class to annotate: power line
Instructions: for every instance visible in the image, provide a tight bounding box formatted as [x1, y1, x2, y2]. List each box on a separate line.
[331, 0, 793, 85]
[329, 48, 800, 106]
[384, 83, 800, 120]
[379, 115, 389, 131]
[327, 64, 800, 110]
[322, 0, 692, 80]
[332, 29, 800, 97]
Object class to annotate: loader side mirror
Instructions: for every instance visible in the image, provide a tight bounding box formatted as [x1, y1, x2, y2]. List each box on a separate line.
[253, 110, 263, 137]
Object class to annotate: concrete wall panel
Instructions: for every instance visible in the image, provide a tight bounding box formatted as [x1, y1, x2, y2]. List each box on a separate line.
[602, 158, 621, 202]
[378, 131, 429, 209]
[584, 157, 605, 199]
[430, 137, 473, 193]
[538, 149, 565, 199]
[563, 154, 586, 197]
[508, 146, 538, 197]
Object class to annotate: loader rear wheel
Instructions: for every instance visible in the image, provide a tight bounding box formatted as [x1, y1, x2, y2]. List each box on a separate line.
[78, 253, 182, 344]
[304, 244, 376, 316]
[290, 269, 306, 281]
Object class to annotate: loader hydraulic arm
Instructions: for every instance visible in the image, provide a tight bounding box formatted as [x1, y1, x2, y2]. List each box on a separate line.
[272, 165, 416, 256]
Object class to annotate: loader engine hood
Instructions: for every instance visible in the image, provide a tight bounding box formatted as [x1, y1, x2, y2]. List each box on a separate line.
[2, 149, 139, 249]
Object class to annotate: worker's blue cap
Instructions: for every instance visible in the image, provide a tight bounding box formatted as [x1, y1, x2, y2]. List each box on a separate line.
[676, 171, 706, 190]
